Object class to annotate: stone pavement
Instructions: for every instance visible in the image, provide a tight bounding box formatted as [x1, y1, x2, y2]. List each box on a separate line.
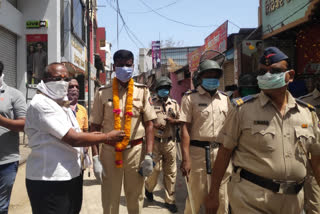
[80, 162, 188, 214]
[12, 134, 190, 214]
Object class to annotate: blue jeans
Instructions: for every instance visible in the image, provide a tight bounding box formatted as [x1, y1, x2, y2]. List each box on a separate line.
[0, 161, 18, 214]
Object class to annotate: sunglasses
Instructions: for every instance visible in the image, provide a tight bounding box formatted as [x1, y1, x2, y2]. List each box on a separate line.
[69, 85, 79, 89]
[46, 76, 71, 82]
[257, 68, 288, 76]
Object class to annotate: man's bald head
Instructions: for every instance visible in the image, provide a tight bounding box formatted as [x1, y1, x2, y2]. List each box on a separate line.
[43, 63, 69, 83]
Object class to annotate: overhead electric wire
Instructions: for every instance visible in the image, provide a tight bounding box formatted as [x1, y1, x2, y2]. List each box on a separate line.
[138, 0, 218, 28]
[228, 20, 241, 29]
[117, 4, 145, 48]
[105, 0, 145, 48]
[125, 0, 180, 14]
[111, 23, 124, 45]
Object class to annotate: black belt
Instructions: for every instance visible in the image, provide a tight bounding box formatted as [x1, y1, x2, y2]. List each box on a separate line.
[155, 136, 172, 143]
[190, 140, 220, 149]
[235, 167, 304, 194]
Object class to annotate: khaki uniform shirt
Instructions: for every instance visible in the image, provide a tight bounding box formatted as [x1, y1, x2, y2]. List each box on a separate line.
[152, 97, 180, 138]
[220, 91, 320, 182]
[299, 88, 320, 118]
[90, 82, 157, 140]
[179, 86, 231, 142]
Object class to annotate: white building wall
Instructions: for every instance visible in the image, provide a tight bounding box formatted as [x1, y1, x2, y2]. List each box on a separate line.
[139, 48, 152, 74]
[14, 0, 60, 95]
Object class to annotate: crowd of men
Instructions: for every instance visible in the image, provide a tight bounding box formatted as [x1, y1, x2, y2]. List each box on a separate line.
[0, 47, 319, 214]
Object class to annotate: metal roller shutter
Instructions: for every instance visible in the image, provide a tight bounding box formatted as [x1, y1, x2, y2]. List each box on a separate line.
[0, 26, 17, 87]
[224, 60, 235, 86]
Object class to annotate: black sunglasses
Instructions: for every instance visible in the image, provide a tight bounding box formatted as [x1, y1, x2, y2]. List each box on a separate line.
[46, 76, 71, 82]
[69, 85, 79, 89]
[257, 68, 288, 76]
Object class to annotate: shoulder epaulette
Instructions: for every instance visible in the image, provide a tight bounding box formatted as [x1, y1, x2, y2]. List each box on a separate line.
[134, 82, 147, 87]
[218, 90, 229, 96]
[232, 95, 256, 107]
[296, 99, 316, 111]
[184, 89, 197, 96]
[99, 85, 112, 91]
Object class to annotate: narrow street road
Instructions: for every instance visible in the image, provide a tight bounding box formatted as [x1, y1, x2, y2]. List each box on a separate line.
[9, 160, 188, 214]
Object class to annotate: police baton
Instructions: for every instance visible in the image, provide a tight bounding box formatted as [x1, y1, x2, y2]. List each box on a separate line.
[176, 142, 196, 214]
[204, 145, 212, 194]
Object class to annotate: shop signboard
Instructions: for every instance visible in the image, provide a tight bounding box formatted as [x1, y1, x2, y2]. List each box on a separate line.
[26, 20, 48, 29]
[262, 0, 318, 38]
[152, 41, 161, 69]
[204, 21, 228, 56]
[71, 35, 86, 71]
[188, 46, 204, 73]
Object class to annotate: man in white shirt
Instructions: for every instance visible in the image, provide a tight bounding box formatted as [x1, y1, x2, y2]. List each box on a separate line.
[25, 62, 125, 214]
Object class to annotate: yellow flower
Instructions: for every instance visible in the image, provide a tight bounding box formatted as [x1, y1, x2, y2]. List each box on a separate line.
[112, 78, 134, 168]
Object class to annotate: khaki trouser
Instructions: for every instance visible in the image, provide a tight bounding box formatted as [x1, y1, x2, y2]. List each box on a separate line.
[145, 139, 177, 204]
[100, 143, 144, 214]
[228, 170, 304, 214]
[304, 174, 320, 214]
[184, 146, 231, 214]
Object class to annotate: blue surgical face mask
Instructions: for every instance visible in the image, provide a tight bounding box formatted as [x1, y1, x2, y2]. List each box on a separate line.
[257, 71, 289, 90]
[115, 66, 133, 82]
[157, 89, 170, 98]
[201, 78, 220, 91]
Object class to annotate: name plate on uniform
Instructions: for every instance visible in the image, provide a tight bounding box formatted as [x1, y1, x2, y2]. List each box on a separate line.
[133, 98, 141, 101]
[154, 106, 161, 110]
[254, 120, 269, 125]
[198, 103, 208, 107]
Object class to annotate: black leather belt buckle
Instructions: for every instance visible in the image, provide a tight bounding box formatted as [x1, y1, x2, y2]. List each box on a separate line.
[275, 180, 304, 194]
[211, 142, 220, 149]
[238, 167, 305, 195]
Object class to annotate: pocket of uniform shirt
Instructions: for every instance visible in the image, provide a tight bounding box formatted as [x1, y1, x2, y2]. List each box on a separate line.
[106, 101, 113, 108]
[251, 125, 276, 151]
[294, 126, 315, 144]
[132, 102, 143, 117]
[197, 109, 210, 118]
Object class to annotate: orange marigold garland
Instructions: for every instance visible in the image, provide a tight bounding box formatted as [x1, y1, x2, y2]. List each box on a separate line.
[112, 78, 134, 168]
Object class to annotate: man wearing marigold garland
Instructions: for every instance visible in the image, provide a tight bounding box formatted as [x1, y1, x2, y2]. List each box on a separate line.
[90, 49, 157, 214]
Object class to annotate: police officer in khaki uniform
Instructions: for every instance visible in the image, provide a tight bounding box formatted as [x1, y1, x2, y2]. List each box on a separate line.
[145, 76, 180, 213]
[180, 59, 232, 214]
[299, 74, 320, 214]
[205, 47, 320, 214]
[90, 50, 157, 214]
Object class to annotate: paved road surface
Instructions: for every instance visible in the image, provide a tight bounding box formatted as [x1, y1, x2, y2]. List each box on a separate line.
[9, 160, 188, 214]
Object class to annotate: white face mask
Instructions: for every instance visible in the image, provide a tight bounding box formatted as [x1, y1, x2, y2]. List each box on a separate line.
[0, 74, 4, 88]
[257, 71, 289, 90]
[45, 80, 69, 100]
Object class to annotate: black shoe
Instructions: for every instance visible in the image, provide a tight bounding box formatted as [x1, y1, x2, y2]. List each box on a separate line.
[165, 203, 178, 213]
[145, 189, 154, 202]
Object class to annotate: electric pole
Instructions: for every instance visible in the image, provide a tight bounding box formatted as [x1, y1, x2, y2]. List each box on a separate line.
[86, 0, 91, 116]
